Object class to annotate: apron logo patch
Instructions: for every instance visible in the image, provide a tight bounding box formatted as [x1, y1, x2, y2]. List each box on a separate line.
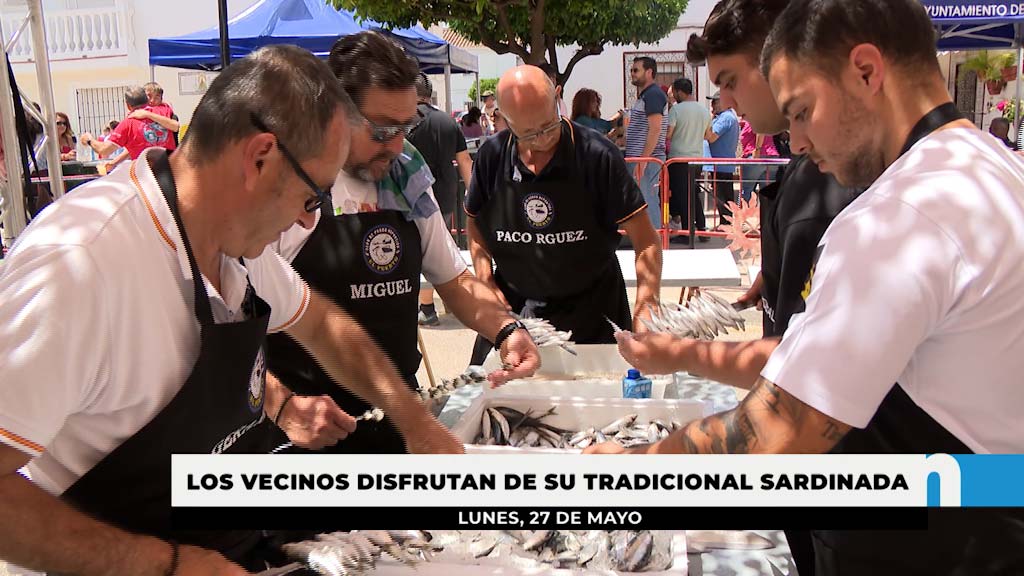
[523, 193, 555, 229]
[363, 225, 402, 274]
[247, 346, 266, 413]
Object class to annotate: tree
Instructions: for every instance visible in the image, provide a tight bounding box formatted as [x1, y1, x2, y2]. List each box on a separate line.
[332, 0, 689, 85]
[468, 78, 499, 102]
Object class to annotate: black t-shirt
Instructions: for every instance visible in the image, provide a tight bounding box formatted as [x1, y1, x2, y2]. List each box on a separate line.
[408, 103, 467, 214]
[466, 121, 646, 232]
[758, 154, 861, 337]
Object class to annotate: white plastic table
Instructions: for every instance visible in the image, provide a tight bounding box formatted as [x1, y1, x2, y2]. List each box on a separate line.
[421, 249, 742, 289]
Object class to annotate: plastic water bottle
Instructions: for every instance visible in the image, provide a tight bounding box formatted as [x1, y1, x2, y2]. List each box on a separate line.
[622, 368, 652, 399]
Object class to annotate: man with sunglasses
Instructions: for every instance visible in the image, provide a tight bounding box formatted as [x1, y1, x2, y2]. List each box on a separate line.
[0, 45, 466, 575]
[466, 65, 662, 364]
[268, 32, 539, 455]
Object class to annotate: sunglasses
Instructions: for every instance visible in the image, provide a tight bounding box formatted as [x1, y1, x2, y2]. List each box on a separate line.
[362, 115, 419, 144]
[56, 121, 67, 126]
[250, 113, 331, 213]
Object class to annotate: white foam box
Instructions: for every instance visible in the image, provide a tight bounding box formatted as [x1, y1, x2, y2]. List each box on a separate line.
[451, 394, 712, 454]
[482, 344, 672, 400]
[371, 531, 689, 576]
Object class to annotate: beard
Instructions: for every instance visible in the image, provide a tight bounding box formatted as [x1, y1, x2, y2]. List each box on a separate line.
[831, 93, 887, 189]
[348, 151, 396, 183]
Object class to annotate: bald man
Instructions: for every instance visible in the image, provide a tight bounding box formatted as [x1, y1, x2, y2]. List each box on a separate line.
[466, 65, 662, 363]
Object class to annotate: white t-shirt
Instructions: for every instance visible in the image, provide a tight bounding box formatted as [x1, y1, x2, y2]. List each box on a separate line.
[275, 169, 467, 284]
[763, 128, 1024, 454]
[0, 148, 310, 494]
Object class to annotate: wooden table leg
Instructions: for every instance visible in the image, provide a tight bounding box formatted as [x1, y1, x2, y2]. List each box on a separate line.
[417, 327, 438, 391]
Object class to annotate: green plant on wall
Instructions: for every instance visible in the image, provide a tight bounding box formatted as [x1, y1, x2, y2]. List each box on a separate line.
[468, 78, 498, 102]
[961, 50, 1016, 82]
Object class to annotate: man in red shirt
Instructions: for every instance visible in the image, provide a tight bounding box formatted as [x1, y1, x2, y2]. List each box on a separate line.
[80, 86, 178, 162]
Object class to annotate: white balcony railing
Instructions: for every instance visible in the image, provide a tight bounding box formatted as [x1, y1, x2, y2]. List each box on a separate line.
[2, 4, 131, 63]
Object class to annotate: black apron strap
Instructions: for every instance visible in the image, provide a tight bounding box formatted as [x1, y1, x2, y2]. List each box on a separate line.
[899, 102, 963, 157]
[151, 150, 215, 325]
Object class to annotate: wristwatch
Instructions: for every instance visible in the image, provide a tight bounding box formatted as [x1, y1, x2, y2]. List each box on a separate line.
[493, 320, 526, 350]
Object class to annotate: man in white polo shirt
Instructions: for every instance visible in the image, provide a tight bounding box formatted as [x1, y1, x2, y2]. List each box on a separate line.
[0, 46, 462, 575]
[589, 0, 1024, 573]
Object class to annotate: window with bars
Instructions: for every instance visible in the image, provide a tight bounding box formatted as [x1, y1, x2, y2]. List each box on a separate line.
[75, 85, 129, 136]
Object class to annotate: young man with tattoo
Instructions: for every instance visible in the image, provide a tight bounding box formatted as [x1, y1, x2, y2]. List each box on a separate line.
[590, 1, 1024, 574]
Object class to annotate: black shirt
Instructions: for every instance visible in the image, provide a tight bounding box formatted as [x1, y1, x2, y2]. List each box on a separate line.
[408, 103, 467, 215]
[466, 121, 646, 232]
[758, 154, 861, 337]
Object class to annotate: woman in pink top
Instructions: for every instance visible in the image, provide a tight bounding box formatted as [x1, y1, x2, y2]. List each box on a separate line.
[739, 119, 780, 201]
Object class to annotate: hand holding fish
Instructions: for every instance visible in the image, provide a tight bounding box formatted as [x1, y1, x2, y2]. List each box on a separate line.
[489, 328, 541, 386]
[277, 394, 357, 450]
[615, 330, 691, 376]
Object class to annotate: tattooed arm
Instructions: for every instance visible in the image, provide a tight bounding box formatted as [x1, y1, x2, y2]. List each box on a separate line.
[586, 377, 852, 454]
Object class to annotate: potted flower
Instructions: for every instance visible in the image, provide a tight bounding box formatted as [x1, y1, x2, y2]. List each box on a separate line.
[961, 51, 1013, 95]
[994, 99, 1022, 126]
[998, 52, 1018, 82]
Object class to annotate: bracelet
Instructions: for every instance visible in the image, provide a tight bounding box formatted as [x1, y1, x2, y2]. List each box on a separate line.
[493, 320, 526, 350]
[164, 539, 180, 576]
[274, 392, 295, 425]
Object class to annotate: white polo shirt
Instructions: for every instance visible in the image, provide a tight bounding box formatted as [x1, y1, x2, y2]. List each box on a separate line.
[274, 169, 467, 283]
[763, 128, 1024, 454]
[0, 148, 310, 494]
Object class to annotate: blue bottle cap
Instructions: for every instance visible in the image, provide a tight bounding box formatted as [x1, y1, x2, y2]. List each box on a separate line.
[627, 368, 641, 379]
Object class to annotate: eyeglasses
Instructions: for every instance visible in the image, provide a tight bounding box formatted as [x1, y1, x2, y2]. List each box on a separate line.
[250, 113, 331, 213]
[513, 118, 562, 144]
[362, 115, 419, 144]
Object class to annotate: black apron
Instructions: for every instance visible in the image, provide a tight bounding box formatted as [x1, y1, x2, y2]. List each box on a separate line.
[471, 120, 631, 360]
[814, 103, 1024, 576]
[265, 205, 422, 454]
[61, 150, 275, 569]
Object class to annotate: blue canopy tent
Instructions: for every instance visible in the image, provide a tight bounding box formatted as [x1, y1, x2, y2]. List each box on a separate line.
[352, 13, 479, 114]
[922, 0, 1023, 138]
[148, 0, 363, 70]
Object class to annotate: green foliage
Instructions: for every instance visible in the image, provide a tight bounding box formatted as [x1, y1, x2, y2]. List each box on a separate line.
[468, 78, 499, 102]
[331, 0, 689, 84]
[961, 50, 1016, 82]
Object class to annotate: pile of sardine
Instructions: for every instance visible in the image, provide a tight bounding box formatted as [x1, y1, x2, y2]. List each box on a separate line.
[275, 530, 438, 576]
[418, 365, 489, 401]
[640, 291, 746, 340]
[476, 406, 680, 450]
[518, 315, 577, 355]
[442, 529, 673, 572]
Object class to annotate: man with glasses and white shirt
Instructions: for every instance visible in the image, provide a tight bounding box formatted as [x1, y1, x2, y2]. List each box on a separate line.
[268, 33, 539, 455]
[466, 65, 662, 364]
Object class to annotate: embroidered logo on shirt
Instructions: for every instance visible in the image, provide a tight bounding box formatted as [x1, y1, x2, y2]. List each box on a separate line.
[523, 193, 554, 229]
[801, 244, 826, 301]
[363, 224, 402, 274]
[247, 346, 266, 414]
[143, 120, 169, 145]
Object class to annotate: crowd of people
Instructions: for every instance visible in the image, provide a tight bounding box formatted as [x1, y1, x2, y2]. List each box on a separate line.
[0, 0, 1023, 575]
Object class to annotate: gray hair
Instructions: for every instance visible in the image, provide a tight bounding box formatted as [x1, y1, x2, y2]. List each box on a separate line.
[182, 44, 358, 164]
[124, 86, 149, 108]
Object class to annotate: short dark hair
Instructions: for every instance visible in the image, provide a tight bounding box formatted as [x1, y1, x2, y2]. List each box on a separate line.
[686, 0, 789, 65]
[124, 86, 148, 108]
[633, 56, 657, 78]
[183, 44, 352, 163]
[415, 72, 432, 101]
[672, 77, 694, 95]
[328, 31, 420, 107]
[761, 0, 940, 79]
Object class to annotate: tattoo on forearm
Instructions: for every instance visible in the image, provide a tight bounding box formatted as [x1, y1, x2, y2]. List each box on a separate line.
[676, 377, 847, 454]
[822, 420, 844, 442]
